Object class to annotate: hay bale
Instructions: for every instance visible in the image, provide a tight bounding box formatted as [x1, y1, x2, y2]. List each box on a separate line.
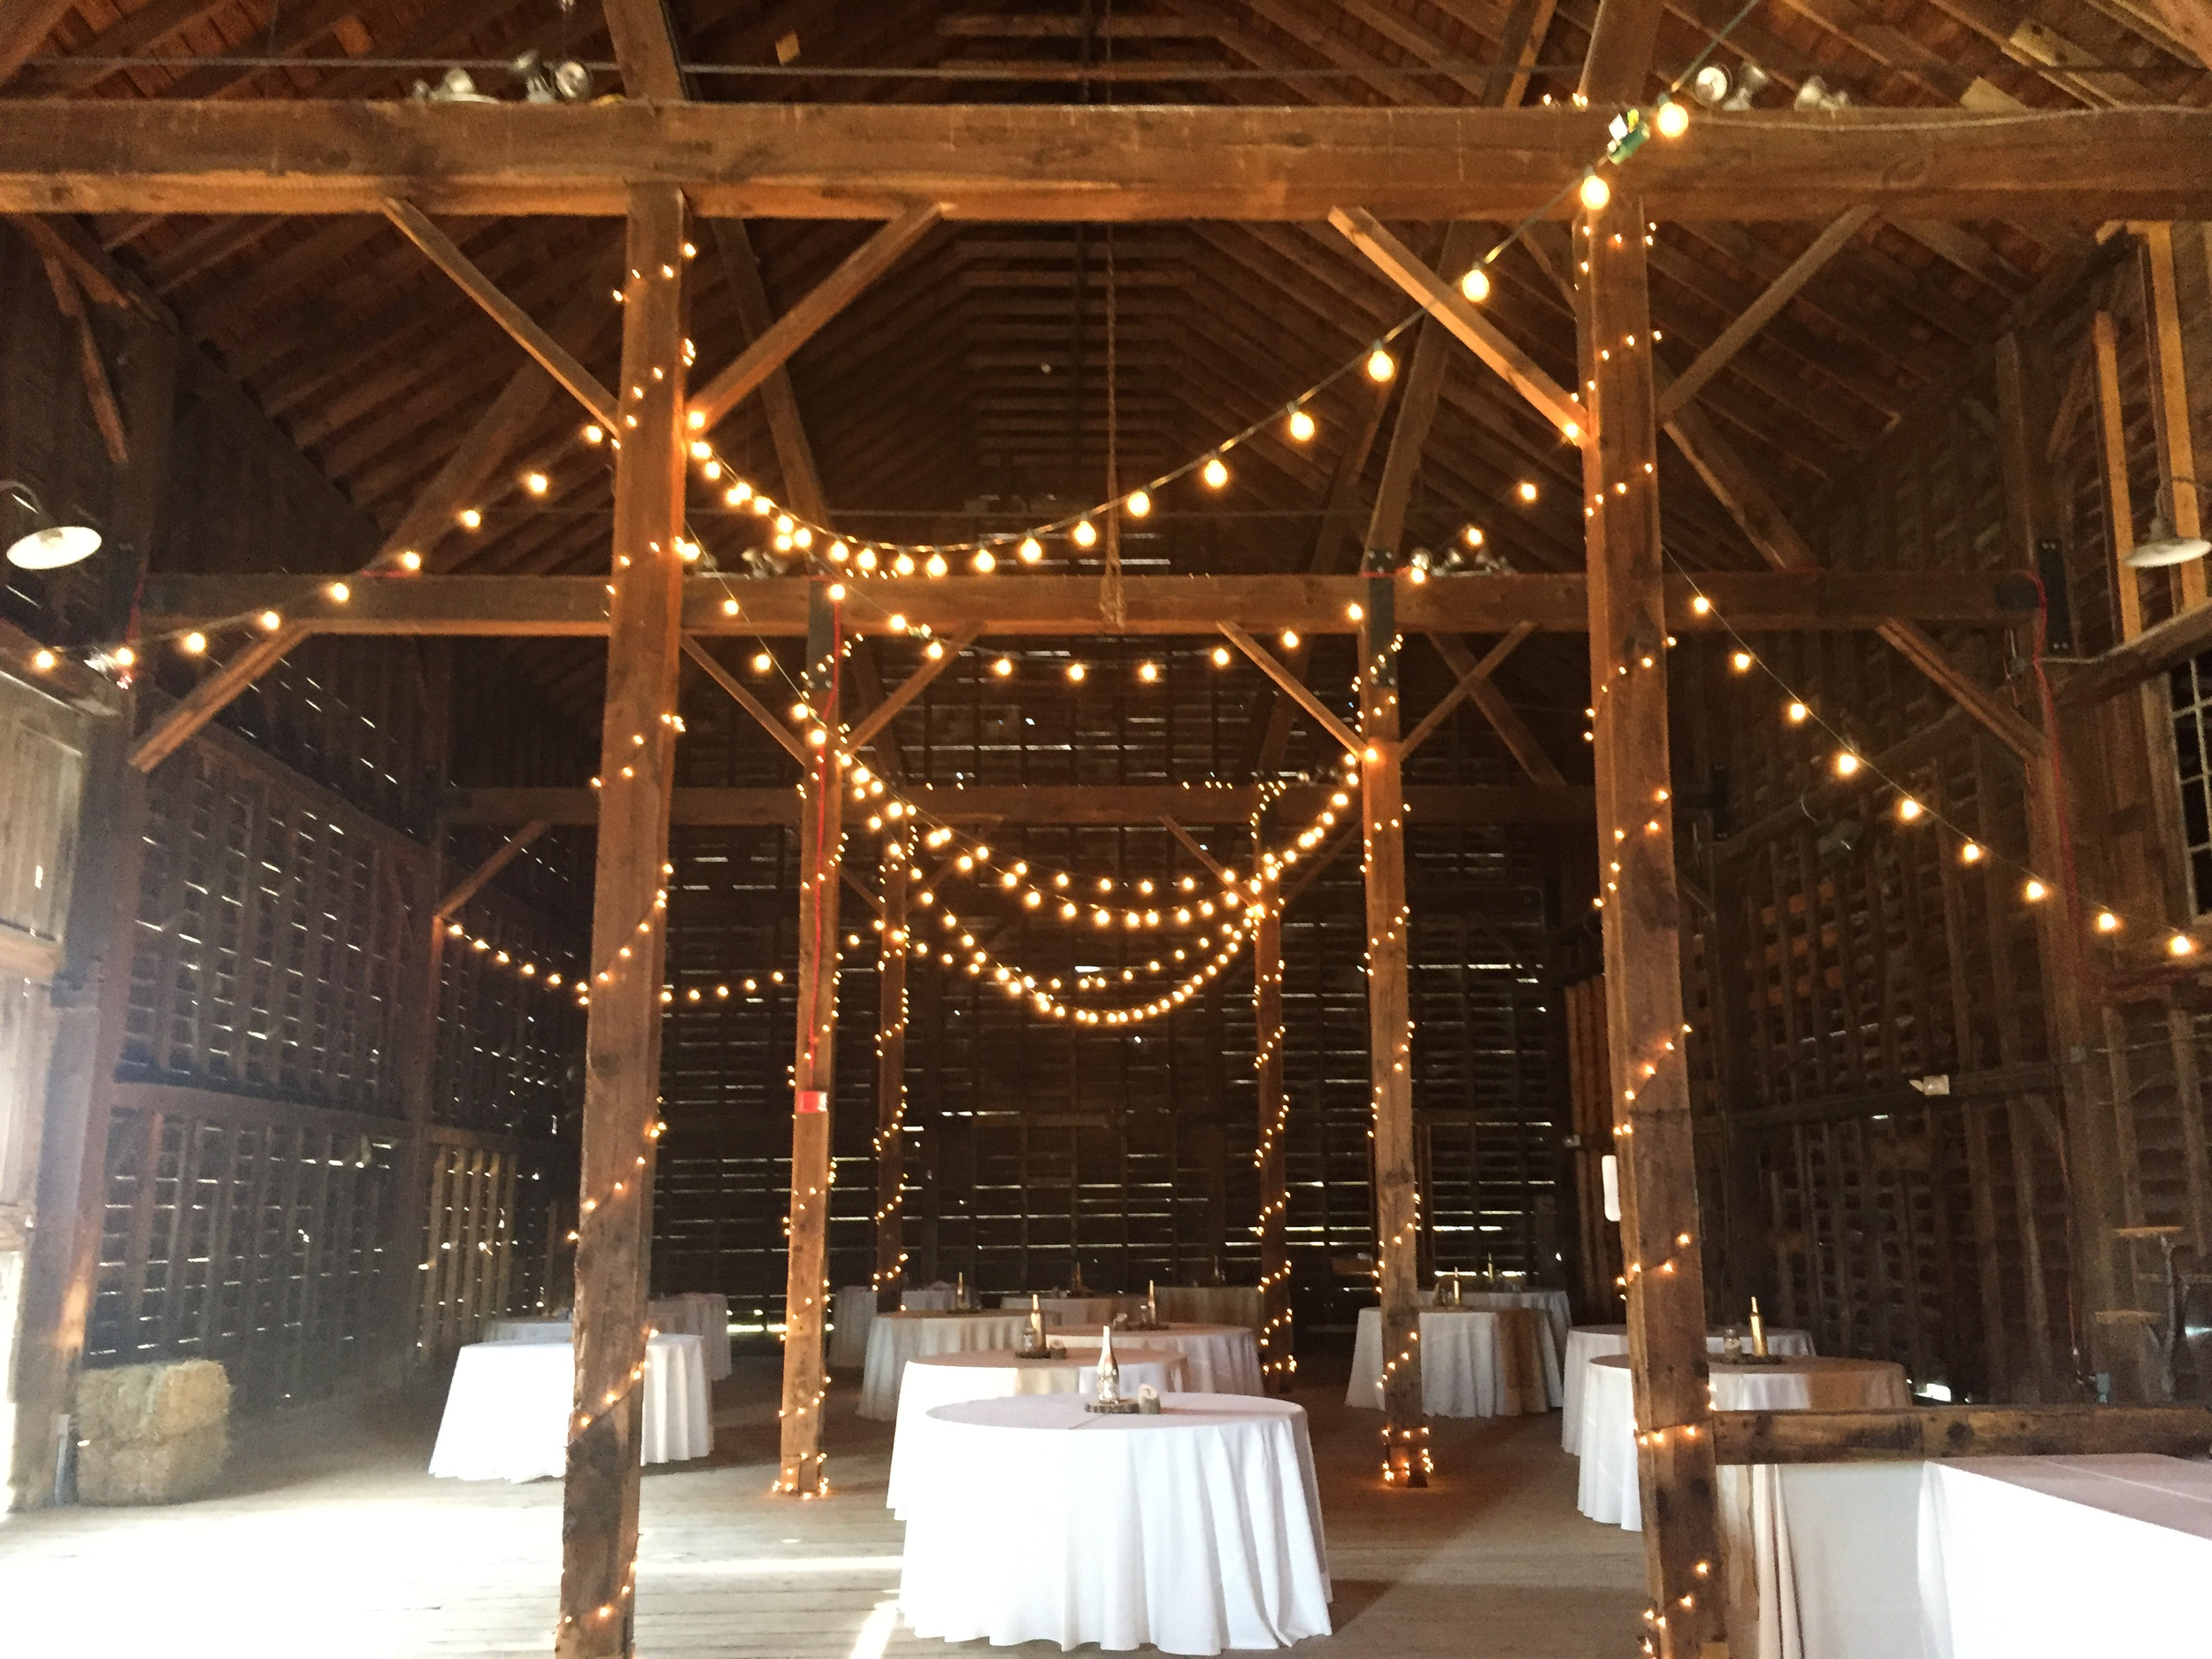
[78, 1423, 228, 1506]
[78, 1359, 230, 1443]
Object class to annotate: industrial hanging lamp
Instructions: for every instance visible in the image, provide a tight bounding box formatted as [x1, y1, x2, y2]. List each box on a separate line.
[2, 480, 103, 571]
[2124, 479, 2210, 569]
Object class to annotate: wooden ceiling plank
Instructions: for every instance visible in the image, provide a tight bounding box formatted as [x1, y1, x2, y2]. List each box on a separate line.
[18, 0, 233, 94]
[0, 1, 78, 88]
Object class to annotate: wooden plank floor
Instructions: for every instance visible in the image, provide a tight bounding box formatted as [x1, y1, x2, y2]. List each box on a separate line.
[0, 1342, 1643, 1657]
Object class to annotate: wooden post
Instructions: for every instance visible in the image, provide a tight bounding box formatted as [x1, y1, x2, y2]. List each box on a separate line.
[1577, 191, 1724, 1655]
[873, 827, 909, 1311]
[1359, 548, 1425, 1485]
[556, 187, 688, 1659]
[1252, 817, 1294, 1392]
[777, 580, 842, 1494]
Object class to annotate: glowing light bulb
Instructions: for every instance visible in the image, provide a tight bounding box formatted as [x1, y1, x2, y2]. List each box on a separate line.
[582, 425, 603, 444]
[181, 632, 206, 655]
[2170, 933, 2197, 956]
[1280, 630, 1299, 649]
[1897, 797, 1924, 822]
[1961, 841, 1983, 864]
[926, 553, 949, 578]
[1786, 701, 1809, 722]
[1655, 98, 1690, 139]
[1692, 595, 1711, 615]
[1459, 265, 1492, 303]
[1517, 480, 1539, 503]
[2095, 910, 2121, 933]
[525, 472, 549, 495]
[31, 649, 54, 672]
[1138, 661, 1160, 683]
[992, 657, 1013, 678]
[1366, 347, 1396, 382]
[1202, 457, 1230, 488]
[1066, 662, 1087, 683]
[327, 581, 350, 603]
[1210, 645, 1231, 667]
[1125, 489, 1151, 518]
[1071, 519, 1098, 548]
[751, 652, 772, 673]
[458, 507, 482, 530]
[397, 550, 422, 572]
[1579, 171, 1612, 212]
[2024, 878, 2048, 902]
[972, 549, 996, 573]
[258, 610, 281, 631]
[1834, 752, 1861, 778]
[1287, 409, 1317, 442]
[1463, 526, 1485, 549]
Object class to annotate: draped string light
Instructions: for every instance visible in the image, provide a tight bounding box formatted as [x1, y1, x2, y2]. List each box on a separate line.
[1250, 809, 1295, 1389]
[442, 919, 582, 1003]
[871, 831, 912, 1294]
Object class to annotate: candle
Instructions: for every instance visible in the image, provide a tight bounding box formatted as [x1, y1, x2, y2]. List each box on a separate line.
[1749, 1295, 1767, 1358]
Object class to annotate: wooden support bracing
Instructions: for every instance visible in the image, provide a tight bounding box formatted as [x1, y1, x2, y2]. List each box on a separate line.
[1423, 628, 1563, 784]
[845, 627, 981, 753]
[1221, 625, 1362, 757]
[681, 636, 807, 764]
[874, 831, 910, 1311]
[435, 820, 549, 919]
[556, 186, 688, 1659]
[1360, 553, 1425, 1486]
[777, 581, 842, 1495]
[1577, 191, 1724, 1655]
[1252, 818, 1293, 1393]
[1161, 818, 1230, 884]
[128, 625, 306, 772]
[2141, 223, 2204, 610]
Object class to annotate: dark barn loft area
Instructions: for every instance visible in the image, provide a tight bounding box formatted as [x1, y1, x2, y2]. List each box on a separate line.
[1, 2, 2211, 1656]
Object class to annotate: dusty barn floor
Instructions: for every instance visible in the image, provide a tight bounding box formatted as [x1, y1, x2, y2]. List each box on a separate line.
[0, 1340, 1643, 1658]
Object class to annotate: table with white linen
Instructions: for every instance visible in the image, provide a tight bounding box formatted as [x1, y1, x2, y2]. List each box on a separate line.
[1576, 1354, 1909, 1531]
[829, 1286, 879, 1369]
[902, 1284, 958, 1311]
[1053, 1321, 1265, 1396]
[886, 1346, 1187, 1517]
[647, 1292, 731, 1381]
[1346, 1306, 1556, 1417]
[1154, 1285, 1265, 1329]
[858, 1310, 1033, 1419]
[996, 1294, 1135, 1328]
[1422, 1286, 1573, 1356]
[899, 1394, 1331, 1656]
[1562, 1323, 1816, 1453]
[428, 1333, 710, 1482]
[1917, 1454, 2212, 1659]
[482, 1315, 571, 1343]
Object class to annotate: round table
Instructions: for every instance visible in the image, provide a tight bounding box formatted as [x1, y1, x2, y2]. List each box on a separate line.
[648, 1292, 731, 1381]
[858, 1310, 1033, 1420]
[481, 1316, 570, 1343]
[428, 1333, 710, 1482]
[902, 1285, 959, 1312]
[1346, 1306, 1556, 1417]
[1421, 1286, 1573, 1356]
[1153, 1286, 1265, 1330]
[1576, 1354, 1909, 1529]
[886, 1347, 1187, 1517]
[997, 1294, 1134, 1328]
[829, 1286, 879, 1369]
[1053, 1322, 1264, 1395]
[898, 1394, 1332, 1655]
[1561, 1323, 1816, 1453]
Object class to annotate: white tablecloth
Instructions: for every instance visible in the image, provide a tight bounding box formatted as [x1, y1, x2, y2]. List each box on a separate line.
[647, 1292, 731, 1382]
[1346, 1306, 1556, 1417]
[997, 1294, 1136, 1327]
[902, 1285, 958, 1311]
[899, 1394, 1332, 1656]
[1054, 1322, 1265, 1396]
[1424, 1286, 1573, 1356]
[428, 1333, 711, 1482]
[830, 1286, 879, 1370]
[858, 1311, 1033, 1420]
[1917, 1455, 2212, 1659]
[886, 1347, 1187, 1517]
[1562, 1324, 1816, 1453]
[482, 1316, 570, 1343]
[1155, 1286, 1265, 1329]
[1576, 1354, 1909, 1530]
[1754, 1462, 1928, 1659]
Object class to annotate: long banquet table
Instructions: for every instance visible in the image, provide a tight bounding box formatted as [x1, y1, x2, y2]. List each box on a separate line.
[1560, 1323, 1816, 1453]
[1052, 1321, 1265, 1395]
[1153, 1285, 1264, 1329]
[886, 1347, 1187, 1518]
[857, 1310, 1033, 1420]
[1346, 1305, 1556, 1417]
[428, 1333, 710, 1481]
[898, 1394, 1332, 1656]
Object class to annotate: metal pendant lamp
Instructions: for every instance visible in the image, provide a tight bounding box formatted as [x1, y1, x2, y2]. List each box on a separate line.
[2, 480, 103, 571]
[2124, 478, 2210, 569]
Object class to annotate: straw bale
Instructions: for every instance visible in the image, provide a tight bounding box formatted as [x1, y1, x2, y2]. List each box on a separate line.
[77, 1359, 230, 1442]
[78, 1423, 227, 1506]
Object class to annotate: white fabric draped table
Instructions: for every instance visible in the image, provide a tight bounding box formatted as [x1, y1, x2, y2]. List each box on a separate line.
[886, 1347, 1187, 1517]
[997, 1294, 1136, 1326]
[830, 1286, 879, 1369]
[858, 1310, 1033, 1420]
[1562, 1324, 1816, 1453]
[481, 1316, 570, 1343]
[1576, 1354, 1909, 1531]
[1421, 1286, 1573, 1356]
[1154, 1285, 1265, 1329]
[428, 1333, 711, 1482]
[1054, 1322, 1265, 1396]
[647, 1293, 731, 1382]
[902, 1285, 958, 1311]
[1346, 1306, 1556, 1417]
[898, 1394, 1332, 1656]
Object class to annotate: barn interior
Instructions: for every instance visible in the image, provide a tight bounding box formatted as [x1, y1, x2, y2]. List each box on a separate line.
[1, 3, 2210, 1656]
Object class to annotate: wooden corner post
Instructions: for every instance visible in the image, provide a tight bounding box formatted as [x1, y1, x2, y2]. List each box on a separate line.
[1360, 549, 1425, 1484]
[557, 187, 688, 1659]
[778, 580, 842, 1494]
[1577, 190, 1725, 1655]
[874, 828, 910, 1311]
[1253, 816, 1294, 1392]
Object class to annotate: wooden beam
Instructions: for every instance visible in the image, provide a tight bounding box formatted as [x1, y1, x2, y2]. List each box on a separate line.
[381, 200, 620, 426]
[1253, 822, 1293, 1393]
[5, 102, 2210, 221]
[557, 186, 688, 1659]
[1578, 188, 1723, 1655]
[601, 0, 685, 99]
[36, 253, 129, 465]
[127, 626, 305, 772]
[1161, 818, 1231, 883]
[2092, 310, 2143, 641]
[874, 831, 910, 1311]
[0, 3, 73, 88]
[691, 205, 941, 429]
[1329, 207, 1586, 439]
[681, 635, 807, 763]
[2141, 222, 2205, 609]
[1578, 0, 1665, 103]
[845, 626, 980, 752]
[138, 570, 2044, 640]
[1656, 207, 1878, 421]
[434, 820, 550, 919]
[709, 221, 832, 522]
[1425, 629, 1565, 784]
[1489, 0, 1561, 109]
[779, 583, 841, 1496]
[1363, 224, 1483, 560]
[1220, 625, 1362, 756]
[1402, 623, 1536, 756]
[2056, 574, 2212, 705]
[1661, 398, 1823, 571]
[446, 781, 1597, 827]
[1875, 619, 2047, 763]
[1710, 1403, 2212, 1464]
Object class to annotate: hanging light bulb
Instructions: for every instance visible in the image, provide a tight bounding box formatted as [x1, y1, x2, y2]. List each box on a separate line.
[180, 632, 206, 655]
[1459, 265, 1491, 303]
[1366, 347, 1396, 382]
[1126, 489, 1151, 518]
[2094, 910, 2121, 933]
[1279, 630, 1299, 649]
[1579, 171, 1612, 212]
[2170, 933, 2198, 956]
[1018, 536, 1043, 563]
[1960, 841, 1984, 864]
[1896, 797, 1924, 822]
[1655, 97, 1690, 139]
[1066, 662, 1087, 683]
[1833, 751, 1861, 778]
[1210, 645, 1231, 667]
[1138, 661, 1160, 683]
[1202, 457, 1230, 489]
[1287, 409, 1317, 442]
[1517, 480, 1539, 503]
[926, 553, 949, 578]
[1786, 701, 1809, 723]
[992, 657, 1013, 679]
[1071, 519, 1098, 548]
[972, 549, 997, 573]
[2023, 878, 2048, 902]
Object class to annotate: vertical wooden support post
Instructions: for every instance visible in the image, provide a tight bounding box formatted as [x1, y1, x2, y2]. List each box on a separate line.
[1253, 817, 1294, 1392]
[557, 188, 688, 1659]
[1577, 193, 1724, 1655]
[1360, 549, 1425, 1484]
[778, 580, 842, 1494]
[873, 828, 909, 1311]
